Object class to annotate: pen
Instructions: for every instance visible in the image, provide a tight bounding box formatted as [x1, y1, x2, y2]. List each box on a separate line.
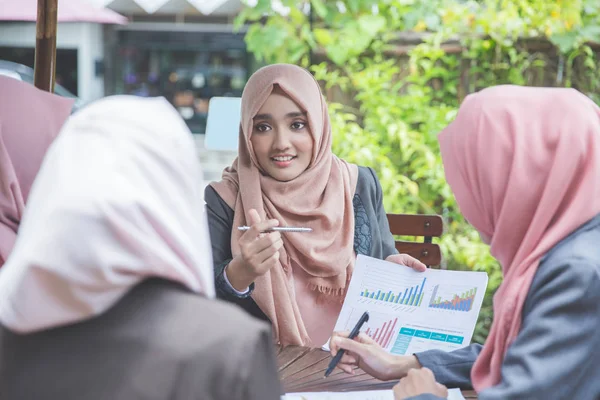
[237, 226, 312, 233]
[324, 311, 370, 378]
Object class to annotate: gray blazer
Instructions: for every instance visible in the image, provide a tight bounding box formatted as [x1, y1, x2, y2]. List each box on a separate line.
[0, 278, 282, 400]
[411, 213, 600, 400]
[205, 166, 398, 322]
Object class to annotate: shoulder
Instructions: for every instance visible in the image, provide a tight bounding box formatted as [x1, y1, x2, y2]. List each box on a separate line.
[356, 166, 378, 186]
[204, 184, 234, 214]
[527, 216, 600, 311]
[129, 280, 271, 352]
[354, 166, 383, 206]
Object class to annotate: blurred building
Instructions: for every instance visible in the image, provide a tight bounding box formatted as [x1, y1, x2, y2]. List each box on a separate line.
[0, 0, 127, 104]
[94, 0, 257, 135]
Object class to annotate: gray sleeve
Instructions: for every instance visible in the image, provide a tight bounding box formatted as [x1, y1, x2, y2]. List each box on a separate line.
[367, 167, 398, 258]
[476, 259, 600, 399]
[204, 185, 255, 300]
[243, 327, 282, 400]
[204, 185, 234, 268]
[415, 344, 482, 389]
[406, 395, 445, 400]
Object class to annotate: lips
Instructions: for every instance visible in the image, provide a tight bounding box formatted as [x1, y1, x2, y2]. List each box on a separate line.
[272, 155, 295, 162]
[271, 155, 297, 168]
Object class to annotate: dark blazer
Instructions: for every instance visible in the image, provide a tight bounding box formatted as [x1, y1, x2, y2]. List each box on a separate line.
[0, 278, 281, 400]
[412, 213, 600, 400]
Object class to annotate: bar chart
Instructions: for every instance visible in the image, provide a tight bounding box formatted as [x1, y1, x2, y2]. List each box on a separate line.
[365, 317, 398, 349]
[428, 284, 477, 312]
[359, 277, 426, 307]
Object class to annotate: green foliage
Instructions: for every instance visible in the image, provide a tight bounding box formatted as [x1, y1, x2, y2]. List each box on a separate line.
[237, 0, 600, 342]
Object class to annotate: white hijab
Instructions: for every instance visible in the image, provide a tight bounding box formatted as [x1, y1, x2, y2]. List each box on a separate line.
[0, 95, 215, 333]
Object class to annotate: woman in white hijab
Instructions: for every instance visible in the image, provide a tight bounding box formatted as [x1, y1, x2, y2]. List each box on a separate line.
[0, 96, 281, 400]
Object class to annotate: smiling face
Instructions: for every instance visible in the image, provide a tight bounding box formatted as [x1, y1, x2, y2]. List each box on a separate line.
[250, 87, 314, 182]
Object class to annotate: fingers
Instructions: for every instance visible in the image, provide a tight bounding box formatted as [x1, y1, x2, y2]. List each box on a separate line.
[329, 336, 369, 359]
[339, 353, 358, 365]
[244, 209, 279, 240]
[337, 363, 356, 375]
[247, 209, 262, 226]
[386, 254, 427, 272]
[252, 231, 283, 253]
[329, 331, 351, 354]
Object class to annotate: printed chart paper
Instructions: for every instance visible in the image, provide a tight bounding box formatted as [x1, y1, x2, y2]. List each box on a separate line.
[327, 255, 488, 356]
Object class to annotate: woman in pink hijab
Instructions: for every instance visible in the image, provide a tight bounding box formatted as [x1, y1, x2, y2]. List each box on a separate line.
[0, 95, 281, 400]
[0, 76, 73, 265]
[329, 85, 600, 399]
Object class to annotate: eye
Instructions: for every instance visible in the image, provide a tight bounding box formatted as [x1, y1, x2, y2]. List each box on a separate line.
[291, 121, 306, 130]
[254, 123, 271, 133]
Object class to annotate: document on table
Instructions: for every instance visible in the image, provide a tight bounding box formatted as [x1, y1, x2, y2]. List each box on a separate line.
[324, 255, 488, 355]
[282, 388, 466, 400]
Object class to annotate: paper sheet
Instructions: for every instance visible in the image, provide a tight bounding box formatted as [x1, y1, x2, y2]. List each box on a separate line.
[282, 388, 466, 400]
[324, 255, 488, 355]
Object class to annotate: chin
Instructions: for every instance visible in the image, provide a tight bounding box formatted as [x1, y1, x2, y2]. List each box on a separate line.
[270, 171, 302, 182]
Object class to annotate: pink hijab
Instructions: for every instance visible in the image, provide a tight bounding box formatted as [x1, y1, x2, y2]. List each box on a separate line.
[0, 76, 74, 265]
[211, 64, 358, 345]
[0, 95, 215, 333]
[438, 85, 600, 391]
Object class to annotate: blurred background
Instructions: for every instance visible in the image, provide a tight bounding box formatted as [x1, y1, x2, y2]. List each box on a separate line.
[2, 0, 599, 342]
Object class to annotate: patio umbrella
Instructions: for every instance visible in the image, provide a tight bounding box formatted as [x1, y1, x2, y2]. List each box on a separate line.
[0, 0, 129, 91]
[34, 0, 58, 92]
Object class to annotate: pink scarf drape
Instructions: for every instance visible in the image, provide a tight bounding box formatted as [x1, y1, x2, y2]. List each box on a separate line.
[0, 76, 74, 265]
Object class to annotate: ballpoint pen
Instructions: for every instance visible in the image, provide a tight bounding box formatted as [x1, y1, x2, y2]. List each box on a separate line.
[324, 311, 370, 378]
[237, 226, 312, 233]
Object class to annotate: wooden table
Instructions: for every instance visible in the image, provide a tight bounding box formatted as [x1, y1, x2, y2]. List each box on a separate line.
[277, 346, 477, 398]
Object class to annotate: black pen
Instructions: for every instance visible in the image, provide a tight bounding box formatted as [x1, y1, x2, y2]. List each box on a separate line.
[324, 311, 370, 378]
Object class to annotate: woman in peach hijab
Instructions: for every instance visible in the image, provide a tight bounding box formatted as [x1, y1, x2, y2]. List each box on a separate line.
[207, 64, 426, 347]
[0, 76, 73, 265]
[330, 85, 600, 399]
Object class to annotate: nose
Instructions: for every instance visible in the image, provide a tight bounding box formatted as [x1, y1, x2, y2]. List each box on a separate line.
[272, 127, 292, 151]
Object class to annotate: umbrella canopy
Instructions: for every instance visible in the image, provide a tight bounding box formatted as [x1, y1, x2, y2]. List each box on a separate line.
[0, 0, 128, 24]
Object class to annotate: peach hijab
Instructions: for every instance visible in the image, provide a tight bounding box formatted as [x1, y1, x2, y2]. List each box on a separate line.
[438, 85, 600, 391]
[0, 76, 74, 266]
[211, 64, 358, 345]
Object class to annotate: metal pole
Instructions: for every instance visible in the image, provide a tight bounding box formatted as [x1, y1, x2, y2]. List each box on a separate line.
[308, 1, 313, 65]
[34, 0, 58, 92]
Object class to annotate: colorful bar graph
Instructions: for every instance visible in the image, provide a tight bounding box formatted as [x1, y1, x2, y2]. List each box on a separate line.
[360, 278, 426, 307]
[428, 285, 477, 312]
[365, 317, 398, 348]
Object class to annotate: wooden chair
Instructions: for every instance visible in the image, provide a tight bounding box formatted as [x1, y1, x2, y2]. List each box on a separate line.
[386, 213, 443, 267]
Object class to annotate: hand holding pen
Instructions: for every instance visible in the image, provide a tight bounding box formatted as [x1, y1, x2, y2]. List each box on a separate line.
[328, 325, 422, 381]
[225, 209, 284, 291]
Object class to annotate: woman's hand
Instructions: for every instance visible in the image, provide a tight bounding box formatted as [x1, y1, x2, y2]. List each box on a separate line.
[329, 332, 421, 381]
[393, 368, 448, 400]
[386, 254, 427, 272]
[226, 209, 283, 291]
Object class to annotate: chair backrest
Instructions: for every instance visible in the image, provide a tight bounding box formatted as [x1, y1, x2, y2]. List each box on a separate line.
[386, 213, 443, 267]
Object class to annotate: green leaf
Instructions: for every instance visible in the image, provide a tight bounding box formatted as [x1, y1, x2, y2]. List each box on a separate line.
[358, 14, 386, 37]
[550, 31, 580, 53]
[580, 25, 600, 42]
[289, 8, 305, 25]
[311, 0, 328, 19]
[314, 28, 333, 46]
[327, 45, 350, 65]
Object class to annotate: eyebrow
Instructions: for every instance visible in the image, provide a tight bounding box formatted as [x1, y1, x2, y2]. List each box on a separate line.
[254, 111, 307, 120]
